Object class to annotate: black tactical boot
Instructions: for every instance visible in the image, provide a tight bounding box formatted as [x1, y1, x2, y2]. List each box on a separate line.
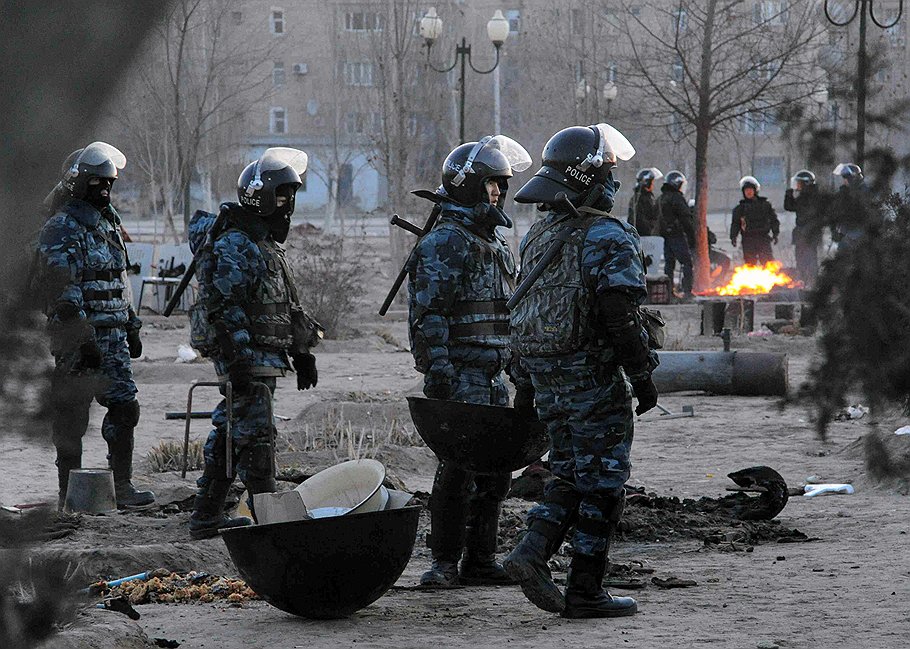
[56, 454, 81, 511]
[503, 519, 568, 613]
[419, 556, 461, 588]
[562, 553, 637, 619]
[108, 437, 155, 508]
[459, 501, 515, 586]
[189, 476, 252, 540]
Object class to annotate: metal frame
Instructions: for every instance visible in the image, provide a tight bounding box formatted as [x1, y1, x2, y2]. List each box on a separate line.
[181, 380, 275, 479]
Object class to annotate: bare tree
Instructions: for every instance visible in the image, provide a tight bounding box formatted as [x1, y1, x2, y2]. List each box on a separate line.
[114, 0, 275, 241]
[620, 0, 826, 290]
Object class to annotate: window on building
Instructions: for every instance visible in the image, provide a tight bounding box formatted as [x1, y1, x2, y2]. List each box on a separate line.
[753, 156, 785, 185]
[232, 11, 242, 25]
[271, 8, 285, 35]
[273, 61, 285, 86]
[671, 58, 684, 82]
[606, 62, 618, 83]
[740, 110, 778, 134]
[407, 114, 419, 137]
[506, 9, 521, 34]
[629, 5, 642, 17]
[571, 8, 584, 35]
[754, 1, 788, 26]
[574, 60, 585, 84]
[673, 8, 688, 31]
[270, 107, 286, 134]
[670, 114, 685, 140]
[345, 11, 383, 32]
[343, 61, 374, 86]
[748, 60, 780, 81]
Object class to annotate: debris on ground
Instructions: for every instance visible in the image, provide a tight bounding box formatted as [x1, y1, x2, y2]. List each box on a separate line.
[105, 570, 258, 605]
[96, 595, 141, 619]
[834, 404, 869, 421]
[803, 483, 854, 497]
[651, 576, 698, 589]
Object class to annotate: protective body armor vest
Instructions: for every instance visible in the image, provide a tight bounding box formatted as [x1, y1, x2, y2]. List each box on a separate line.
[190, 215, 296, 355]
[511, 213, 599, 357]
[437, 221, 515, 348]
[46, 201, 132, 328]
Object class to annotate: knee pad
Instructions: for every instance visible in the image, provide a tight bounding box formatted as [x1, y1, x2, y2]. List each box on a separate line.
[108, 400, 140, 428]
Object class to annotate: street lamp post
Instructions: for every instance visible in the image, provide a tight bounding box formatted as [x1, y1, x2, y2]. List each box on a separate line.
[824, 0, 903, 166]
[420, 7, 509, 142]
[603, 82, 618, 118]
[575, 80, 619, 122]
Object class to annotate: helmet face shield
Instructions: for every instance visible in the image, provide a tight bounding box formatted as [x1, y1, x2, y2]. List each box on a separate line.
[739, 175, 760, 192]
[238, 147, 308, 217]
[259, 147, 309, 175]
[577, 123, 635, 171]
[62, 141, 126, 200]
[449, 135, 531, 188]
[73, 141, 127, 172]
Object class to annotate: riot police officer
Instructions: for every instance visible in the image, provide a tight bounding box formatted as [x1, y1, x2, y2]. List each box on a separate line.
[504, 124, 658, 618]
[831, 163, 875, 249]
[658, 170, 695, 298]
[38, 142, 154, 510]
[188, 147, 320, 540]
[408, 136, 532, 587]
[731, 176, 779, 265]
[783, 169, 822, 286]
[627, 167, 662, 235]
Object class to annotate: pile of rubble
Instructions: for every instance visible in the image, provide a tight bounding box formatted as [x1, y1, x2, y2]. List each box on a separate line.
[104, 569, 258, 605]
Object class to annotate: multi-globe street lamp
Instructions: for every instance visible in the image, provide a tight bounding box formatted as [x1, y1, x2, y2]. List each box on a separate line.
[419, 7, 510, 142]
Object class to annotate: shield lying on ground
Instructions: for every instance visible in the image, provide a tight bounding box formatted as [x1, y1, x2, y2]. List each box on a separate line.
[407, 397, 549, 473]
[727, 465, 789, 520]
[221, 499, 420, 619]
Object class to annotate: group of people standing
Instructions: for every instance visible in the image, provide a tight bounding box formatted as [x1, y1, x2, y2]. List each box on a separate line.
[626, 162, 871, 294]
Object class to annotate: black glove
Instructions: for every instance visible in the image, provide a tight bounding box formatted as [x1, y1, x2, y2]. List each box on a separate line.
[227, 357, 253, 393]
[79, 338, 103, 369]
[292, 352, 318, 390]
[513, 385, 537, 421]
[632, 377, 659, 416]
[126, 329, 142, 359]
[424, 372, 452, 400]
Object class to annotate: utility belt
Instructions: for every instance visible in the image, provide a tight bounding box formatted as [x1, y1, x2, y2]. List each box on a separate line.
[449, 321, 510, 338]
[83, 269, 125, 281]
[84, 288, 123, 300]
[447, 299, 510, 340]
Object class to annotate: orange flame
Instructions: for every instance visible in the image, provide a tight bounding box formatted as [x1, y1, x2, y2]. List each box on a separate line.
[704, 261, 801, 296]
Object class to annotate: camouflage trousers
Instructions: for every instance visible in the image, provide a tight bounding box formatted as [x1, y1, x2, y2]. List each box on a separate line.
[200, 378, 276, 489]
[424, 360, 512, 559]
[521, 353, 634, 557]
[51, 326, 139, 459]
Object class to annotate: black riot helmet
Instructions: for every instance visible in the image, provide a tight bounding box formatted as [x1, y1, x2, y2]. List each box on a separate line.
[636, 167, 663, 191]
[514, 123, 635, 204]
[664, 170, 687, 192]
[792, 169, 816, 187]
[237, 147, 308, 217]
[833, 162, 863, 181]
[61, 141, 126, 200]
[441, 135, 532, 207]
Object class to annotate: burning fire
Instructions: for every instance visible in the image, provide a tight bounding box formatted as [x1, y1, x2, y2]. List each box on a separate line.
[706, 261, 801, 296]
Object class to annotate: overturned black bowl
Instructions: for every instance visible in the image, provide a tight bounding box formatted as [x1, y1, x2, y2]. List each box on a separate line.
[220, 505, 421, 619]
[407, 397, 549, 473]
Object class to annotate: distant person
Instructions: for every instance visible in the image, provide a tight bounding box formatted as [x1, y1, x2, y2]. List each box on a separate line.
[830, 163, 876, 250]
[658, 170, 695, 298]
[627, 167, 662, 235]
[730, 176, 779, 265]
[783, 169, 823, 286]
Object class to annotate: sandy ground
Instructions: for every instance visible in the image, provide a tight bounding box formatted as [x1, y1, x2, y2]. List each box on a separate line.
[4, 301, 910, 649]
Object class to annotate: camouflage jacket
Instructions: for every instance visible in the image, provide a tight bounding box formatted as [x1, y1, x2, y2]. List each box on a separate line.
[37, 198, 140, 331]
[189, 203, 307, 374]
[407, 202, 516, 376]
[510, 207, 649, 382]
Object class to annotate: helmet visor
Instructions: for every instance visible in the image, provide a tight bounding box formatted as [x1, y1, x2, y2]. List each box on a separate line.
[589, 123, 635, 166]
[76, 141, 127, 170]
[451, 135, 532, 187]
[258, 147, 309, 175]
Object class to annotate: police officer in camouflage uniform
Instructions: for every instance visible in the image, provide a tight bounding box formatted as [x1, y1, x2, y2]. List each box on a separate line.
[188, 148, 319, 540]
[38, 142, 154, 510]
[408, 136, 531, 587]
[503, 124, 658, 619]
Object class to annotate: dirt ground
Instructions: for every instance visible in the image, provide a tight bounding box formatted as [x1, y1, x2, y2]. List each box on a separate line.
[4, 299, 910, 649]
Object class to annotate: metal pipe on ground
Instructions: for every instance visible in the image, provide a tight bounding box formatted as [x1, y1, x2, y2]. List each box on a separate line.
[652, 351, 788, 396]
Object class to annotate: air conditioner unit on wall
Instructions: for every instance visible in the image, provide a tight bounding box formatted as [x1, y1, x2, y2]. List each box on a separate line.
[293, 63, 308, 75]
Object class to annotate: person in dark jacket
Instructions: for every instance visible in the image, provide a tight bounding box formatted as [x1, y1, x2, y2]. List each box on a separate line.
[627, 167, 662, 235]
[657, 170, 694, 297]
[830, 163, 877, 250]
[783, 169, 823, 286]
[730, 176, 779, 265]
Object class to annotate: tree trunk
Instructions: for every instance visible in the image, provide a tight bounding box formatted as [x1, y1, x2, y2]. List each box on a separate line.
[693, 0, 717, 293]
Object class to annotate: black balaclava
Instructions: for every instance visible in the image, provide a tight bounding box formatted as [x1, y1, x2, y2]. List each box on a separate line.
[266, 184, 296, 243]
[85, 177, 114, 210]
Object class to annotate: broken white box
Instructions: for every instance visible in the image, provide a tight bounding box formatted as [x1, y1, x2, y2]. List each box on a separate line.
[252, 490, 310, 524]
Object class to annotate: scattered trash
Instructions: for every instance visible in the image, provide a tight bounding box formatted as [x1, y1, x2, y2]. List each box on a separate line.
[638, 403, 695, 421]
[154, 640, 181, 648]
[95, 595, 140, 620]
[174, 344, 199, 364]
[253, 491, 310, 525]
[651, 576, 697, 589]
[805, 475, 824, 484]
[834, 404, 869, 421]
[106, 570, 258, 605]
[81, 571, 150, 596]
[804, 483, 855, 498]
[747, 327, 774, 337]
[894, 426, 910, 436]
[724, 466, 789, 520]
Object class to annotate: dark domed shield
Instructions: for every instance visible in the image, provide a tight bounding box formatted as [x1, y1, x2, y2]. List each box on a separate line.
[407, 396, 549, 473]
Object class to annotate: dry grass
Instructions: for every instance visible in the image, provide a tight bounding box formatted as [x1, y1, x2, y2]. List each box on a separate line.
[147, 439, 204, 473]
[294, 405, 422, 461]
